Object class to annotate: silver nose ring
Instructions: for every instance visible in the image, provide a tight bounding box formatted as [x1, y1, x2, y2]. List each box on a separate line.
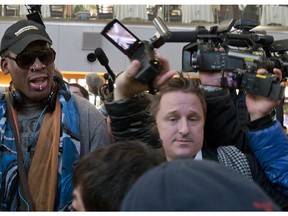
[31, 65, 45, 72]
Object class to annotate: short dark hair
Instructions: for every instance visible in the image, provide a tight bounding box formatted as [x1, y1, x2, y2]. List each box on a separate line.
[150, 76, 207, 120]
[72, 140, 165, 211]
[68, 83, 89, 100]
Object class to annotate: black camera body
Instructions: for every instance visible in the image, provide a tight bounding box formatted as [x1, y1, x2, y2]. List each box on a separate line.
[128, 40, 161, 84]
[267, 38, 288, 78]
[240, 71, 283, 100]
[183, 43, 245, 71]
[221, 69, 284, 100]
[101, 17, 171, 85]
[182, 19, 275, 72]
[181, 18, 286, 100]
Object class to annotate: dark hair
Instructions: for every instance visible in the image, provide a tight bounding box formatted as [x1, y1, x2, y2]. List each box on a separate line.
[150, 76, 207, 120]
[68, 83, 89, 100]
[72, 140, 165, 211]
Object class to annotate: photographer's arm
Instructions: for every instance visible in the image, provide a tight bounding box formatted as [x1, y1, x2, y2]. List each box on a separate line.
[199, 71, 248, 152]
[105, 55, 176, 147]
[246, 68, 288, 196]
[114, 55, 176, 101]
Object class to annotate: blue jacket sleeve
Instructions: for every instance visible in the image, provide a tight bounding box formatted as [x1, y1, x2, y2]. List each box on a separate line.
[247, 120, 288, 196]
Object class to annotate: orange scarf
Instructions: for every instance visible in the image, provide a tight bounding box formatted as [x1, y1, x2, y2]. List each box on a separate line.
[27, 97, 60, 210]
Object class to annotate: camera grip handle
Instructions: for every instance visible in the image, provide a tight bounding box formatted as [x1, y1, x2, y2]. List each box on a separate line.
[220, 70, 285, 100]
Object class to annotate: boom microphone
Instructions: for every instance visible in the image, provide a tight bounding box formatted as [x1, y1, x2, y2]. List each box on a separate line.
[95, 48, 109, 66]
[94, 48, 116, 82]
[85, 73, 105, 96]
[166, 31, 198, 43]
[94, 48, 116, 92]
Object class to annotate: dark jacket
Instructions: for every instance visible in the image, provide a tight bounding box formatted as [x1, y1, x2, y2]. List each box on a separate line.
[105, 89, 288, 210]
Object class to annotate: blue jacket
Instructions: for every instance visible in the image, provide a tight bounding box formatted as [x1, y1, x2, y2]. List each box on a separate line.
[248, 120, 288, 197]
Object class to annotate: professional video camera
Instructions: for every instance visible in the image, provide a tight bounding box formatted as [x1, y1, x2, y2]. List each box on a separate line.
[179, 18, 286, 100]
[101, 17, 171, 92]
[267, 38, 288, 78]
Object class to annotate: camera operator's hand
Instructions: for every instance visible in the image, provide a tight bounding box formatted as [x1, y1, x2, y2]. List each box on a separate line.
[198, 47, 225, 87]
[246, 68, 284, 121]
[199, 71, 222, 87]
[113, 54, 177, 101]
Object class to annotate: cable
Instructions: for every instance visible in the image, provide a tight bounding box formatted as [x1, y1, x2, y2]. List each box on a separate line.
[18, 187, 30, 211]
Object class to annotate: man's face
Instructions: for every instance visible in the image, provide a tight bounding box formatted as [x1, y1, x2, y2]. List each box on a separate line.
[155, 91, 205, 161]
[72, 186, 86, 211]
[1, 41, 55, 102]
[69, 85, 84, 98]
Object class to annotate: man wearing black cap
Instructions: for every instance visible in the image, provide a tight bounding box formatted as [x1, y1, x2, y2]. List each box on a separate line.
[0, 19, 111, 211]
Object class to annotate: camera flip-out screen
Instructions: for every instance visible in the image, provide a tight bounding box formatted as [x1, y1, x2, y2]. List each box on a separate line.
[101, 19, 140, 56]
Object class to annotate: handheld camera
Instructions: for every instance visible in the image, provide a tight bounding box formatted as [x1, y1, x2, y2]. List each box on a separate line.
[101, 17, 171, 86]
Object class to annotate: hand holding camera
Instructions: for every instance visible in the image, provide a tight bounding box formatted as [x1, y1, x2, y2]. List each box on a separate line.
[101, 17, 171, 92]
[112, 54, 176, 101]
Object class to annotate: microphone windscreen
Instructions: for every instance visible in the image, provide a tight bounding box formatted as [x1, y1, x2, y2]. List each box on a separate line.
[85, 73, 105, 96]
[87, 52, 97, 62]
[94, 47, 109, 66]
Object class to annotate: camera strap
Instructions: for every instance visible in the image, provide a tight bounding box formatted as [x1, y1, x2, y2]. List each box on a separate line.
[220, 70, 228, 88]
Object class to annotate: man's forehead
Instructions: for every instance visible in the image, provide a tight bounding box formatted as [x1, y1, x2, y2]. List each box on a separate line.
[159, 92, 204, 111]
[161, 91, 200, 102]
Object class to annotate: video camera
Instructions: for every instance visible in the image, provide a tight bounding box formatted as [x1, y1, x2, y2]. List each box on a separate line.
[101, 17, 171, 89]
[180, 18, 286, 100]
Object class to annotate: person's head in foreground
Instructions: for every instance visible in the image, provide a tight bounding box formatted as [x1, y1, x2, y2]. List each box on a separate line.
[121, 159, 281, 211]
[72, 140, 165, 211]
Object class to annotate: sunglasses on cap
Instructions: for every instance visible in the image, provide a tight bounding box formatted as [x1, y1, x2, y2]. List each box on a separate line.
[5, 48, 56, 70]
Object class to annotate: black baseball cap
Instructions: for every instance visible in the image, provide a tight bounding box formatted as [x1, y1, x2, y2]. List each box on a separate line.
[0, 19, 52, 55]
